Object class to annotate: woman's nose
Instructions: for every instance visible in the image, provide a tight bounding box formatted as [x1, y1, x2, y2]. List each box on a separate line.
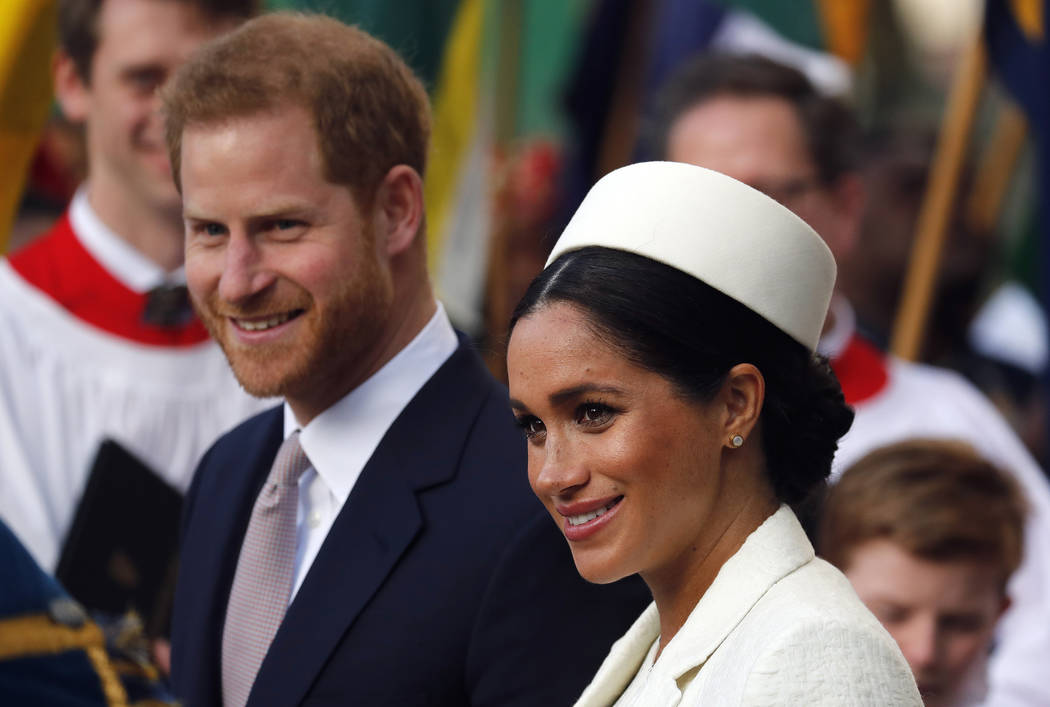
[530, 437, 589, 497]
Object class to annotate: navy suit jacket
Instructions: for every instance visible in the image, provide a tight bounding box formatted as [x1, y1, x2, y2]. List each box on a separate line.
[171, 337, 649, 706]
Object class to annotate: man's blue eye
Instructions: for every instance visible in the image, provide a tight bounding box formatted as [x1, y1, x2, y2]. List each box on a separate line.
[204, 223, 225, 236]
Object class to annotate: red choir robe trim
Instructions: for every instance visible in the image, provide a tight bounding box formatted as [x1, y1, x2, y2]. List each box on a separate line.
[830, 334, 890, 406]
[9, 213, 210, 347]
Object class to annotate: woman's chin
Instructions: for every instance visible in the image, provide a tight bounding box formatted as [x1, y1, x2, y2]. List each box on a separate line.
[572, 557, 632, 585]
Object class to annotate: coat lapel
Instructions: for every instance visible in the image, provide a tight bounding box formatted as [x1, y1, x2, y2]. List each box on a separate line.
[657, 506, 814, 688]
[177, 406, 283, 704]
[575, 603, 660, 707]
[575, 507, 814, 707]
[247, 340, 493, 705]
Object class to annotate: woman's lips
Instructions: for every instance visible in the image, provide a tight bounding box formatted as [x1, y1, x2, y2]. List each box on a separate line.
[557, 496, 623, 541]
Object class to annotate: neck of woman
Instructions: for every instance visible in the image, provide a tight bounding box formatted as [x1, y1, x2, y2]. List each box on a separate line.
[646, 487, 779, 661]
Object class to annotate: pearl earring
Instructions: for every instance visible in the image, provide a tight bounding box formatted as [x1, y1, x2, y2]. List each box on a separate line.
[730, 434, 744, 448]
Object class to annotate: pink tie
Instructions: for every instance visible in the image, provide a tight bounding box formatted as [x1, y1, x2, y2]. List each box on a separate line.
[221, 431, 311, 707]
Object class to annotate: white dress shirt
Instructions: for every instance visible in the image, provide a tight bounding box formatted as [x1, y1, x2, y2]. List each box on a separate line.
[283, 304, 459, 598]
[72, 188, 186, 291]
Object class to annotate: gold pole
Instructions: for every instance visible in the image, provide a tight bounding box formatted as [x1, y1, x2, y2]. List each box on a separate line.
[890, 33, 987, 360]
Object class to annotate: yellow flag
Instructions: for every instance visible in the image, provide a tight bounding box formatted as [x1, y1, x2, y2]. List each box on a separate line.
[424, 0, 483, 276]
[0, 0, 57, 254]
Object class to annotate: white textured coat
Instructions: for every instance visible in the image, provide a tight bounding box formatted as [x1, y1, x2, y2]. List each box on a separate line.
[575, 507, 922, 707]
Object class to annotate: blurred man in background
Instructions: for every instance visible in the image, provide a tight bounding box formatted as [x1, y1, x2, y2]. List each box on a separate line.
[822, 439, 1026, 707]
[0, 0, 263, 574]
[652, 51, 1050, 705]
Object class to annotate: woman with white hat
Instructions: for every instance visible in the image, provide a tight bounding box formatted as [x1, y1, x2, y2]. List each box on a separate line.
[506, 161, 921, 706]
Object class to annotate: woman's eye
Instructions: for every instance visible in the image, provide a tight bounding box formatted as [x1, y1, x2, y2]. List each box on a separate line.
[576, 403, 614, 427]
[515, 416, 546, 441]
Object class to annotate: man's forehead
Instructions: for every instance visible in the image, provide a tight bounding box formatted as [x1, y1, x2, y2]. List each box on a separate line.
[667, 94, 816, 178]
[179, 110, 346, 216]
[95, 0, 230, 54]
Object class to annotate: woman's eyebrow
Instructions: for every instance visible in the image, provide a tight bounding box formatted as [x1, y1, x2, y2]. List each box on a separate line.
[509, 384, 624, 412]
[548, 384, 623, 406]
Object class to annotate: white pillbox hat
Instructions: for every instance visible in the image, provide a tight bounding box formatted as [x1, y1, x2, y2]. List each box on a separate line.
[546, 161, 836, 351]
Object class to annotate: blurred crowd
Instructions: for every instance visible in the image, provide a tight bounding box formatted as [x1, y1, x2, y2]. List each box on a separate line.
[2, 1, 1050, 706]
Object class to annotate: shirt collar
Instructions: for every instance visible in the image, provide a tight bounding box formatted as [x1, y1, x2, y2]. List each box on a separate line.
[282, 303, 459, 503]
[70, 186, 186, 293]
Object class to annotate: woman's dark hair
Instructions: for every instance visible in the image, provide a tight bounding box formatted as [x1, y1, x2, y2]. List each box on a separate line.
[509, 247, 854, 505]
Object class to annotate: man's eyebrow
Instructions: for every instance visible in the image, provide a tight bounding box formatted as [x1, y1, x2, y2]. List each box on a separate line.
[183, 204, 319, 222]
[182, 209, 214, 222]
[119, 63, 165, 79]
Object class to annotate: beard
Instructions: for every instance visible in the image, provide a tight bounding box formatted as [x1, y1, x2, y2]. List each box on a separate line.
[193, 244, 394, 406]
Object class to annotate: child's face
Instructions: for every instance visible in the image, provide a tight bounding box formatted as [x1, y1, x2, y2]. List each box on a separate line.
[844, 539, 1008, 707]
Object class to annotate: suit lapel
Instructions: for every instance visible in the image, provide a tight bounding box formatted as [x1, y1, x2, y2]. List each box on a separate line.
[179, 406, 283, 703]
[248, 340, 493, 705]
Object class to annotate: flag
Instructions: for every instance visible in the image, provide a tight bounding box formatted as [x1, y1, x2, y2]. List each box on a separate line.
[0, 0, 57, 253]
[984, 0, 1049, 308]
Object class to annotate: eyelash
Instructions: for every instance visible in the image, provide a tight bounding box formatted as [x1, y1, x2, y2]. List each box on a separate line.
[513, 400, 618, 443]
[188, 222, 226, 239]
[514, 415, 545, 441]
[576, 401, 615, 427]
[190, 220, 304, 239]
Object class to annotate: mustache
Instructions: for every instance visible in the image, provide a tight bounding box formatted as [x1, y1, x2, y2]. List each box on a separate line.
[194, 289, 310, 320]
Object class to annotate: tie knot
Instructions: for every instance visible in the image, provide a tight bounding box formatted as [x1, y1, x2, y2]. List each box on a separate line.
[270, 431, 311, 486]
[142, 283, 194, 327]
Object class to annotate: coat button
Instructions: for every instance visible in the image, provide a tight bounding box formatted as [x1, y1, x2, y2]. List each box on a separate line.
[48, 597, 88, 628]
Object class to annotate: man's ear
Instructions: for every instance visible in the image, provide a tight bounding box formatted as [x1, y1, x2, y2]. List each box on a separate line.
[721, 363, 764, 447]
[997, 595, 1012, 621]
[823, 172, 865, 263]
[53, 50, 90, 123]
[374, 164, 424, 257]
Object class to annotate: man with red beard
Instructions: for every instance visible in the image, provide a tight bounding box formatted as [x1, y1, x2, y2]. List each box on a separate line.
[0, 0, 263, 572]
[163, 13, 647, 707]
